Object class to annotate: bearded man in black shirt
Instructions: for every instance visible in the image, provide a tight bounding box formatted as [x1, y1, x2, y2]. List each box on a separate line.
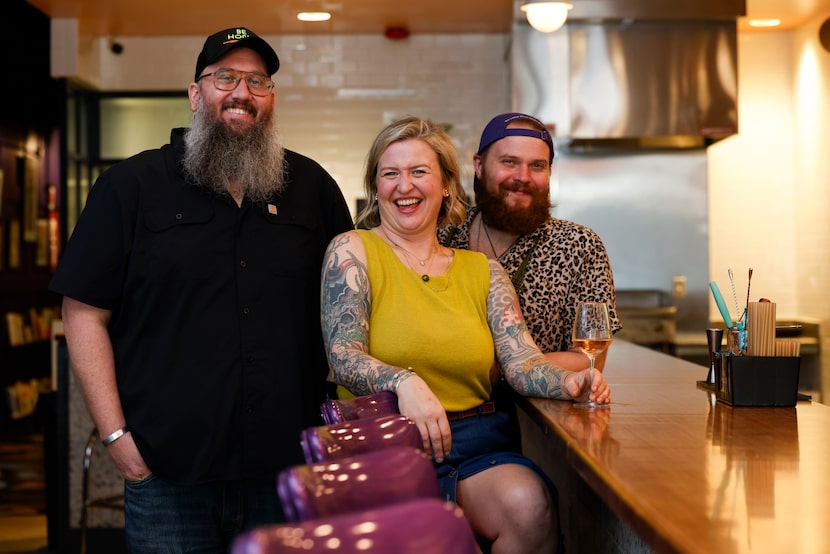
[50, 26, 353, 552]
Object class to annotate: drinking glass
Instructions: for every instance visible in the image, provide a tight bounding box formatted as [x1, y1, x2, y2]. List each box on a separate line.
[572, 302, 613, 409]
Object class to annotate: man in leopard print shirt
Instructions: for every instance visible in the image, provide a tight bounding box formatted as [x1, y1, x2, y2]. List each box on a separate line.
[439, 112, 621, 371]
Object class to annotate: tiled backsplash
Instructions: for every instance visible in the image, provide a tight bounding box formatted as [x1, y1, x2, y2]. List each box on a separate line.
[95, 33, 512, 215]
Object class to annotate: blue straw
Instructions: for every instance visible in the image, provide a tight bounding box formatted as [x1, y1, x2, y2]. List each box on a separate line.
[709, 281, 734, 329]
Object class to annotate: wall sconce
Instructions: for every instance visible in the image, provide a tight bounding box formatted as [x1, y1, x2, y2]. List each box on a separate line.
[520, 1, 573, 33]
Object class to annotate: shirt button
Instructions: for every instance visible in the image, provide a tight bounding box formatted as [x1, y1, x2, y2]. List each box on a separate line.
[240, 260, 247, 268]
[175, 213, 183, 220]
[243, 307, 250, 315]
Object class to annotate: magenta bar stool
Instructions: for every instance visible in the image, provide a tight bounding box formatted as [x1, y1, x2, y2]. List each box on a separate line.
[231, 498, 479, 554]
[320, 391, 399, 425]
[300, 414, 422, 464]
[277, 446, 439, 523]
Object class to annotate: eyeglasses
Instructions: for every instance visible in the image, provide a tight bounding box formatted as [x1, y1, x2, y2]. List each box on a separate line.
[197, 69, 274, 96]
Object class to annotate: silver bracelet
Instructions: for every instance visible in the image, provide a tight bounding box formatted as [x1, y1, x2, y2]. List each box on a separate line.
[391, 368, 416, 394]
[101, 426, 129, 447]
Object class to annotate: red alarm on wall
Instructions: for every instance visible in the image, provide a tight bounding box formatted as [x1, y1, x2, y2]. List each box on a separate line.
[384, 26, 410, 40]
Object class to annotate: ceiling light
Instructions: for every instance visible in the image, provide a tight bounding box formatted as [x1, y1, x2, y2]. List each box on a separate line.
[297, 12, 332, 22]
[520, 1, 573, 33]
[748, 18, 781, 28]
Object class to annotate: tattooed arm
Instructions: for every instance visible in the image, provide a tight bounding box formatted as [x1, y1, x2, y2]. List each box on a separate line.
[320, 231, 452, 459]
[320, 231, 402, 394]
[486, 259, 611, 404]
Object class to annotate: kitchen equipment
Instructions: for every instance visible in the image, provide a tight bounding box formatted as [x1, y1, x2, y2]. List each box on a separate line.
[705, 328, 723, 384]
[613, 290, 678, 352]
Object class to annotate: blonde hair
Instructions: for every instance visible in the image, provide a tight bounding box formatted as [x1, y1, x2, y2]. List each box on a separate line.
[355, 117, 468, 229]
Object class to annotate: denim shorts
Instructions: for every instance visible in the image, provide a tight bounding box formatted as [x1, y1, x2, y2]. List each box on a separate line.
[434, 408, 555, 503]
[435, 408, 563, 553]
[124, 475, 281, 553]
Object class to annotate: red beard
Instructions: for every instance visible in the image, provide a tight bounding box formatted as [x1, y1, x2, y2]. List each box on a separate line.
[473, 173, 551, 235]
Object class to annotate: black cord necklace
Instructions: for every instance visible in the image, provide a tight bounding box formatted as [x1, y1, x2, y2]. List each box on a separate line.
[480, 217, 518, 259]
[473, 215, 540, 291]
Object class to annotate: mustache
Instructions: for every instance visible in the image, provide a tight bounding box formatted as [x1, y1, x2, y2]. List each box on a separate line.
[502, 181, 534, 194]
[224, 100, 257, 116]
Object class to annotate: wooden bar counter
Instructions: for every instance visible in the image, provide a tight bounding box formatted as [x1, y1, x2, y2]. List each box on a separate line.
[517, 340, 829, 554]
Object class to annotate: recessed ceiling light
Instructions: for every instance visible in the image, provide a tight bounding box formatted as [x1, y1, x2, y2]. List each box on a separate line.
[748, 18, 781, 28]
[297, 12, 332, 22]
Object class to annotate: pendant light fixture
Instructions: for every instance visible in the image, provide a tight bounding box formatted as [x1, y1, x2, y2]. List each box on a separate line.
[520, 1, 573, 33]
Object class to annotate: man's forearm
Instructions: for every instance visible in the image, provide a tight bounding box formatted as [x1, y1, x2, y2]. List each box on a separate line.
[62, 297, 126, 437]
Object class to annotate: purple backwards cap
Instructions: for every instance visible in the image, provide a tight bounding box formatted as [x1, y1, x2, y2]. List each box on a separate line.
[476, 112, 554, 162]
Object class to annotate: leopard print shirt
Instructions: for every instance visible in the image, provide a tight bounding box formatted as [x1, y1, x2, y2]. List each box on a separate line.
[439, 206, 622, 353]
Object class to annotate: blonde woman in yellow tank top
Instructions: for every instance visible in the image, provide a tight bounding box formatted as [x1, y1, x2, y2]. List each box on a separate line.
[320, 117, 610, 554]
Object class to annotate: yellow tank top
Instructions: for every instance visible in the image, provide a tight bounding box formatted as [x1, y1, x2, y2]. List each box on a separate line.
[358, 229, 494, 411]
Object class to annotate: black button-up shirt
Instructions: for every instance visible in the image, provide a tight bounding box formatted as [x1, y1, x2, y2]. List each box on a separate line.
[50, 128, 353, 482]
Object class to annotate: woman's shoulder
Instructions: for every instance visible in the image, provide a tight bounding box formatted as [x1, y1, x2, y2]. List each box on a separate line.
[451, 248, 493, 283]
[354, 228, 376, 239]
[353, 228, 384, 249]
[452, 247, 487, 262]
[451, 247, 490, 270]
[327, 229, 369, 256]
[333, 228, 371, 242]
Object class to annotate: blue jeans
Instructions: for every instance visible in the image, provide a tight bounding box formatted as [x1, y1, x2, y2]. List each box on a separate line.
[124, 475, 282, 553]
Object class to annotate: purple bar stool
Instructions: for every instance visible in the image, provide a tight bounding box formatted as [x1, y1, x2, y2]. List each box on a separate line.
[320, 391, 399, 425]
[300, 414, 422, 464]
[231, 498, 479, 554]
[277, 446, 439, 522]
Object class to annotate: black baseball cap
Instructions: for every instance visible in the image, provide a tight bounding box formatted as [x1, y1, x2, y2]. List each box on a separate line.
[477, 112, 554, 162]
[194, 27, 280, 81]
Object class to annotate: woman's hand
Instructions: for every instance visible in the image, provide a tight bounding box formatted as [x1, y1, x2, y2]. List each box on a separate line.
[395, 375, 452, 462]
[563, 368, 611, 405]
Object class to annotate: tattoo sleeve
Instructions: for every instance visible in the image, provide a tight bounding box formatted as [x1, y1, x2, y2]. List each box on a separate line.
[320, 232, 409, 395]
[485, 259, 573, 399]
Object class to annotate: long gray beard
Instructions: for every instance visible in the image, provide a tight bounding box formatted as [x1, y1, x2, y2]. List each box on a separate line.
[182, 102, 287, 203]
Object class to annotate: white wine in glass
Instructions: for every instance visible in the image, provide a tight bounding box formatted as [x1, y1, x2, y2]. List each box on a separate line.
[572, 302, 613, 409]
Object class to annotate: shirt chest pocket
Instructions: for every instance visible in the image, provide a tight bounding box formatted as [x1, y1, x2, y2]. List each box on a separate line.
[256, 208, 321, 277]
[138, 204, 219, 281]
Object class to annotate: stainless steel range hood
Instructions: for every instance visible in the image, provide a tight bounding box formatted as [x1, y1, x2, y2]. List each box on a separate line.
[512, 0, 745, 146]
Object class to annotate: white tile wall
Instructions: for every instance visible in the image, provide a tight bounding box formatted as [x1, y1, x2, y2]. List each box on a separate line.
[93, 32, 512, 214]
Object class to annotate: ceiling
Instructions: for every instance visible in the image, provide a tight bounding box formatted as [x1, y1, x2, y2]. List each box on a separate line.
[25, 0, 830, 37]
[24, 0, 514, 36]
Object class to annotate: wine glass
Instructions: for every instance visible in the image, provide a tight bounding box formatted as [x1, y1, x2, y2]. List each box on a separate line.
[572, 302, 613, 409]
